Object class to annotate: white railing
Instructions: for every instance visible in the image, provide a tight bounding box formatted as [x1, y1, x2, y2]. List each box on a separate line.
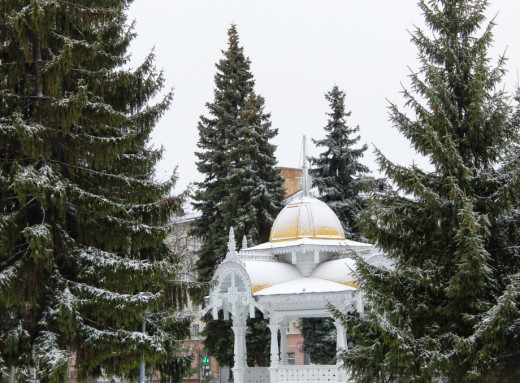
[244, 365, 350, 383]
[276, 365, 340, 383]
[245, 367, 270, 383]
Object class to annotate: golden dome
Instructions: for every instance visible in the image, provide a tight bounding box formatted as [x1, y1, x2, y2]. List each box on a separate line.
[269, 197, 345, 242]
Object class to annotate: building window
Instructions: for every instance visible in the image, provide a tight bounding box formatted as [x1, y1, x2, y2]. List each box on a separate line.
[192, 324, 200, 339]
[192, 237, 199, 251]
[287, 352, 295, 365]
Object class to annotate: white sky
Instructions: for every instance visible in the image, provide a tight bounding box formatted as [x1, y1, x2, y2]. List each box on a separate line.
[127, 0, 520, 193]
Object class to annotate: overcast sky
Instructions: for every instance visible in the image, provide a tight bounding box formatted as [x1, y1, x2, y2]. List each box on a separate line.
[127, 0, 520, 193]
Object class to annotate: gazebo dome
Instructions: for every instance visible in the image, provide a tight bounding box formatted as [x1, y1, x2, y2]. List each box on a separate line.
[269, 196, 345, 242]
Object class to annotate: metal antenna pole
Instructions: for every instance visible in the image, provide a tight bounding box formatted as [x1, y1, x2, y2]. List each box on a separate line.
[302, 136, 309, 197]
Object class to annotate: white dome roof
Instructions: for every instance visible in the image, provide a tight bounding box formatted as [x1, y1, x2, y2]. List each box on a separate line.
[311, 257, 358, 286]
[243, 260, 302, 293]
[269, 197, 345, 242]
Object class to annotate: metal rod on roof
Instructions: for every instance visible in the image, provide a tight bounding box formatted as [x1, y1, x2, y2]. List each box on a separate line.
[302, 135, 309, 197]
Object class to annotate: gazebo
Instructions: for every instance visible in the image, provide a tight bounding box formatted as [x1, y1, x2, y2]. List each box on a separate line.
[202, 162, 383, 382]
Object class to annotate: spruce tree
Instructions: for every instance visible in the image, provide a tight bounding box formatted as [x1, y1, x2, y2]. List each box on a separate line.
[337, 1, 520, 382]
[191, 25, 284, 369]
[303, 86, 368, 365]
[220, 91, 285, 244]
[191, 25, 284, 283]
[309, 85, 369, 242]
[0, 1, 192, 382]
[191, 24, 252, 283]
[301, 318, 336, 365]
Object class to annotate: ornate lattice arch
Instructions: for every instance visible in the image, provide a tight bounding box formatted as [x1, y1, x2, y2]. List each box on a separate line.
[207, 256, 267, 321]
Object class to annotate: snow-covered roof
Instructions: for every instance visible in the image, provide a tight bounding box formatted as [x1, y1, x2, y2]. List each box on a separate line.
[171, 200, 201, 224]
[282, 186, 320, 204]
[242, 260, 302, 293]
[311, 257, 358, 284]
[225, 195, 373, 296]
[205, 187, 373, 318]
[253, 276, 356, 296]
[269, 196, 345, 242]
[239, 257, 358, 295]
[250, 237, 371, 251]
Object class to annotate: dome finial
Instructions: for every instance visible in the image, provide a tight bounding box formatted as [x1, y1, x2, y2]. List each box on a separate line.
[302, 135, 310, 197]
[223, 226, 245, 265]
[227, 227, 236, 254]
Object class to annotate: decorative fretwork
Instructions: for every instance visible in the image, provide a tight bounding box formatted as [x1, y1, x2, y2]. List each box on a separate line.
[276, 365, 343, 383]
[244, 367, 270, 383]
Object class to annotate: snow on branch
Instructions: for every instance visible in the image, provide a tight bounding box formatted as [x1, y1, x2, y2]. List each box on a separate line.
[79, 323, 165, 354]
[70, 281, 157, 307]
[34, 331, 70, 383]
[77, 246, 167, 272]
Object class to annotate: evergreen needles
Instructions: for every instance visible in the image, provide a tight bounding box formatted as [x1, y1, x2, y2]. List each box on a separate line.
[309, 85, 369, 242]
[191, 25, 285, 368]
[0, 1, 193, 382]
[338, 1, 520, 382]
[303, 85, 369, 365]
[191, 26, 284, 284]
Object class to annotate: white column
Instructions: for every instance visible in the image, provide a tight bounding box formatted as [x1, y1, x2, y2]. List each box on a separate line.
[268, 316, 280, 383]
[268, 323, 280, 366]
[232, 311, 247, 383]
[334, 318, 347, 356]
[279, 322, 288, 365]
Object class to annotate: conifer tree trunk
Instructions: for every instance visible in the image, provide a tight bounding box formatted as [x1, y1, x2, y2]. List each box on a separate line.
[33, 32, 42, 99]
